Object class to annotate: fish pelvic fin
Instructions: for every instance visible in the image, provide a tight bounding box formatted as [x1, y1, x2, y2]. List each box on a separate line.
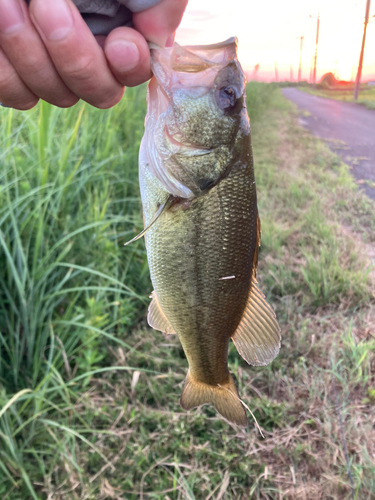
[231, 276, 281, 366]
[148, 291, 176, 335]
[180, 371, 247, 427]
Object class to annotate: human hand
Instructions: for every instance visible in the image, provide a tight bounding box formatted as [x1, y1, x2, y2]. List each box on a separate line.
[0, 0, 188, 110]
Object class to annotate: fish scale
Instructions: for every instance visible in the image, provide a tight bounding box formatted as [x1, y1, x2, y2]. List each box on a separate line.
[136, 38, 281, 426]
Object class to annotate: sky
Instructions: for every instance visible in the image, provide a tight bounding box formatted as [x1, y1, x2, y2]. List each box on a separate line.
[175, 0, 375, 82]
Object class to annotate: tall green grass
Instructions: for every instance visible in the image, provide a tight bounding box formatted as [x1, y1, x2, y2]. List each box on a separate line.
[246, 82, 278, 122]
[0, 88, 153, 498]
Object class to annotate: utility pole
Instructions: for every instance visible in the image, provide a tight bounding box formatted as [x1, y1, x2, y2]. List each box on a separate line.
[252, 63, 260, 80]
[274, 61, 279, 82]
[296, 36, 304, 81]
[310, 13, 320, 85]
[354, 0, 371, 100]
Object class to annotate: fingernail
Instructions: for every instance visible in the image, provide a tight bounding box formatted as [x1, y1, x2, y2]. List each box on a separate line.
[106, 40, 139, 73]
[33, 0, 73, 41]
[0, 0, 25, 34]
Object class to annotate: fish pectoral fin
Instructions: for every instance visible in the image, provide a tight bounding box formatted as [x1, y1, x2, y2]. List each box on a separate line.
[124, 195, 174, 246]
[180, 371, 247, 427]
[231, 276, 281, 366]
[147, 291, 176, 335]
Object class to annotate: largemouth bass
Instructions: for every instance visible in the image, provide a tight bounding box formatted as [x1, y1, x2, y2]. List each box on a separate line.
[135, 38, 281, 427]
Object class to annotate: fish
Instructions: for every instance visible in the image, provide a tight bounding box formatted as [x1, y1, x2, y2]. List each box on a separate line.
[133, 37, 281, 427]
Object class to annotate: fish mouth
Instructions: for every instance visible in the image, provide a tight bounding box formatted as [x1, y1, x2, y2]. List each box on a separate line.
[150, 38, 239, 90]
[151, 37, 238, 74]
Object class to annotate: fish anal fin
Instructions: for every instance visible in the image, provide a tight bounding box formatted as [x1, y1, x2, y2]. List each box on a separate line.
[180, 371, 247, 427]
[231, 276, 281, 366]
[147, 291, 176, 335]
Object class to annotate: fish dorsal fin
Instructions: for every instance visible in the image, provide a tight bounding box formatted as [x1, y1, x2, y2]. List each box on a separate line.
[124, 195, 173, 247]
[231, 277, 281, 366]
[148, 291, 176, 335]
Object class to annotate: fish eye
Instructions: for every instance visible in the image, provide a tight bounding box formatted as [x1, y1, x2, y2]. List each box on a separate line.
[216, 86, 238, 112]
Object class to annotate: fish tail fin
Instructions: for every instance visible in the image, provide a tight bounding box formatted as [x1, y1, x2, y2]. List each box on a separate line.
[180, 371, 247, 427]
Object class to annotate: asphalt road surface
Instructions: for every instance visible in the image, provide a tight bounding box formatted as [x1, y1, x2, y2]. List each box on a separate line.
[282, 88, 375, 200]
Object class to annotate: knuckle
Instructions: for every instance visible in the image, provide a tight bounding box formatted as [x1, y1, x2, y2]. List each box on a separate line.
[0, 75, 38, 110]
[0, 96, 39, 110]
[56, 52, 124, 108]
[17, 98, 39, 111]
[0, 50, 39, 110]
[63, 54, 96, 83]
[95, 88, 124, 109]
[17, 53, 47, 77]
[49, 93, 79, 108]
[0, 69, 15, 89]
[59, 96, 80, 108]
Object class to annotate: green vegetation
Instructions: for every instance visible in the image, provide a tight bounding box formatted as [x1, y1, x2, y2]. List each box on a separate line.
[300, 84, 375, 110]
[0, 83, 374, 499]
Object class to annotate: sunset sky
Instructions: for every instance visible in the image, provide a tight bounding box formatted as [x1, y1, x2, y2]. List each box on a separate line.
[176, 0, 375, 82]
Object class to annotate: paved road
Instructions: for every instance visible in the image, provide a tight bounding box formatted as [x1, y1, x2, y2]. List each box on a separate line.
[282, 88, 375, 200]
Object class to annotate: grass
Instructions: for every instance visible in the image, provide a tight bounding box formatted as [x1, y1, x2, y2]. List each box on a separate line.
[0, 89, 151, 499]
[299, 85, 375, 110]
[0, 82, 374, 499]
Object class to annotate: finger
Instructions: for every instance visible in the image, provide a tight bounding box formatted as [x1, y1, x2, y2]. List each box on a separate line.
[104, 27, 151, 88]
[29, 0, 124, 109]
[133, 0, 188, 47]
[0, 0, 78, 107]
[0, 47, 39, 110]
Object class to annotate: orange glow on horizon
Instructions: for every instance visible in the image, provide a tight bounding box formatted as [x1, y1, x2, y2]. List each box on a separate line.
[176, 0, 375, 82]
